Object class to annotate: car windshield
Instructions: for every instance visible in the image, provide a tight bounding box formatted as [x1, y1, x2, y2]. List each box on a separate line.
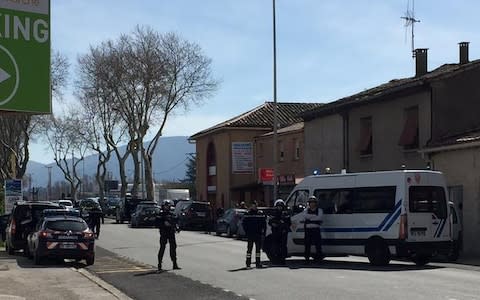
[58, 201, 72, 206]
[46, 220, 87, 232]
[190, 203, 210, 212]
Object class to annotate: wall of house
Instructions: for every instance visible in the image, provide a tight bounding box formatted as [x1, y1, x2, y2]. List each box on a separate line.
[194, 129, 269, 210]
[348, 90, 431, 172]
[431, 147, 480, 256]
[255, 130, 305, 179]
[255, 129, 306, 204]
[432, 67, 480, 140]
[304, 114, 344, 175]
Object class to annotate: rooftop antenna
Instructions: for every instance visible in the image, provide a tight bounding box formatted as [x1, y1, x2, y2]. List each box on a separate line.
[401, 0, 420, 58]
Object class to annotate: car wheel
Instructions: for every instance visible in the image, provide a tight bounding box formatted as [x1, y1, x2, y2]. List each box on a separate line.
[365, 238, 391, 266]
[33, 251, 42, 265]
[24, 246, 32, 259]
[412, 254, 431, 266]
[86, 255, 95, 266]
[447, 241, 460, 261]
[6, 243, 14, 255]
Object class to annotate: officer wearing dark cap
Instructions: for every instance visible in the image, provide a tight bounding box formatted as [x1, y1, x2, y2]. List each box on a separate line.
[242, 201, 266, 268]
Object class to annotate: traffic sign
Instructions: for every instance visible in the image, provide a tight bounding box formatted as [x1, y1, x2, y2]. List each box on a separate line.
[0, 0, 51, 113]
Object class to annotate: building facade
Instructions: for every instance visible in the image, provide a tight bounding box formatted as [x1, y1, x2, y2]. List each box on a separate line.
[190, 102, 322, 213]
[301, 43, 480, 257]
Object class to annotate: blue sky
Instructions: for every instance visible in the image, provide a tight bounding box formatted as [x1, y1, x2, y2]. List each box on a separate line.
[30, 0, 480, 163]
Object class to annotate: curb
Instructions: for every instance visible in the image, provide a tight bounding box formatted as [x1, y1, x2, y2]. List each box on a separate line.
[73, 267, 133, 300]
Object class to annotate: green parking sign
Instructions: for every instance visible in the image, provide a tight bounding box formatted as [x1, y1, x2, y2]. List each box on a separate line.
[0, 0, 51, 114]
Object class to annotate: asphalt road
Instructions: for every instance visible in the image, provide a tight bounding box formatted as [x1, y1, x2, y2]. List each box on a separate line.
[96, 220, 480, 300]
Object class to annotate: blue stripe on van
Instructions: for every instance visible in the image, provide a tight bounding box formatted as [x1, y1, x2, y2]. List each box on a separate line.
[433, 219, 441, 237]
[379, 200, 402, 231]
[436, 219, 446, 238]
[382, 208, 402, 231]
[297, 200, 403, 233]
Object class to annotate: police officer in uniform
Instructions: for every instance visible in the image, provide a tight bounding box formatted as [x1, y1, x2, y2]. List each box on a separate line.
[303, 195, 324, 264]
[242, 201, 266, 268]
[156, 199, 180, 271]
[268, 199, 291, 265]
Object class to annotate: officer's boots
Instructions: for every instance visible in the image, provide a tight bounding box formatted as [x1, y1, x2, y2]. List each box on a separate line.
[246, 253, 252, 268]
[173, 260, 181, 270]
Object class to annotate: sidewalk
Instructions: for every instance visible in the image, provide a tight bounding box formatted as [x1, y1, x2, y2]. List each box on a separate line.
[0, 249, 131, 300]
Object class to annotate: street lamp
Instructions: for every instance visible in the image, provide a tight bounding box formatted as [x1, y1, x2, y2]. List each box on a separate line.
[272, 0, 279, 201]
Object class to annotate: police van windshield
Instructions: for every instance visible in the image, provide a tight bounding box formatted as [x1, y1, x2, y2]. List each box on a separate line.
[409, 186, 447, 219]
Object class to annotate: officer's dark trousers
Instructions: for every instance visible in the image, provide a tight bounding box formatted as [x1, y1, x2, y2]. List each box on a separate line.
[272, 231, 288, 263]
[304, 227, 323, 260]
[246, 236, 262, 266]
[93, 220, 101, 238]
[158, 233, 177, 265]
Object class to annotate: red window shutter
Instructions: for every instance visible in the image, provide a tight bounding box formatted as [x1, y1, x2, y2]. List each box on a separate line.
[398, 109, 419, 146]
[358, 121, 372, 152]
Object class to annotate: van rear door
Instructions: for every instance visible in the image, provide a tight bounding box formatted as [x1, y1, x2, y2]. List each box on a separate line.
[408, 186, 449, 242]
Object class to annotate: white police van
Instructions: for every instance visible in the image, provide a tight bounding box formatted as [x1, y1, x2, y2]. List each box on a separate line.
[271, 170, 452, 266]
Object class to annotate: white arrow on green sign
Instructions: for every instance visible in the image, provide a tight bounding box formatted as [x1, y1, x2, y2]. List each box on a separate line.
[0, 0, 51, 114]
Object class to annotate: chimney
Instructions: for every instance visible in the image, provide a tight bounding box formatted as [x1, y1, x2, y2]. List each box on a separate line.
[415, 48, 428, 77]
[459, 42, 469, 64]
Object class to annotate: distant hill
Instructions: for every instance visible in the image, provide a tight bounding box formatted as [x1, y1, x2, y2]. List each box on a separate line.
[26, 136, 195, 187]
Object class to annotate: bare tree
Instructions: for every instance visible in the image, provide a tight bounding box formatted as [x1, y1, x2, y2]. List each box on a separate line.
[76, 43, 132, 198]
[40, 112, 89, 202]
[143, 32, 218, 199]
[76, 45, 129, 201]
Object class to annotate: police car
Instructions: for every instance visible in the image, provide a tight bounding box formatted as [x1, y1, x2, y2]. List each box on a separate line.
[26, 209, 95, 265]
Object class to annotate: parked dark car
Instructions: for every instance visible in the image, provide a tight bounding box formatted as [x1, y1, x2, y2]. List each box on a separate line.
[5, 201, 60, 255]
[215, 208, 247, 237]
[26, 214, 95, 265]
[130, 204, 161, 228]
[175, 201, 212, 230]
[1, 214, 11, 241]
[115, 196, 150, 223]
[105, 197, 121, 216]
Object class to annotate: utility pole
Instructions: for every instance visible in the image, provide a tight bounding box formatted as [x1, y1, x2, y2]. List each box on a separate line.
[272, 0, 279, 202]
[46, 166, 52, 201]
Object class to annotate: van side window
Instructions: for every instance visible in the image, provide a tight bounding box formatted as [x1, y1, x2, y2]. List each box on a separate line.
[314, 189, 354, 214]
[314, 186, 396, 214]
[409, 186, 447, 219]
[286, 190, 309, 211]
[354, 187, 396, 213]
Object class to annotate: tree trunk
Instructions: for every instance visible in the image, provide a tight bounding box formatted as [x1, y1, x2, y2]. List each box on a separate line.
[132, 150, 140, 197]
[144, 152, 154, 201]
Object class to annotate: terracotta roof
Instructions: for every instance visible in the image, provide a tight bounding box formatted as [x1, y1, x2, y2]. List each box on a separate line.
[190, 102, 322, 139]
[260, 122, 304, 137]
[302, 59, 480, 120]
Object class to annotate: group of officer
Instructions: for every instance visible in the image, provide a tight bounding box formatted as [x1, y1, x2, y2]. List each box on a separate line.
[153, 195, 324, 272]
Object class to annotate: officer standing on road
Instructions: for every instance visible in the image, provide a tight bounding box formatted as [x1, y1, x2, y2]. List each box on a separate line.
[303, 196, 324, 264]
[268, 199, 291, 265]
[242, 201, 266, 268]
[156, 199, 180, 271]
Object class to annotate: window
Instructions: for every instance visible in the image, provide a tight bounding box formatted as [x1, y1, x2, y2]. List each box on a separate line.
[314, 186, 396, 214]
[409, 186, 447, 219]
[398, 106, 419, 149]
[286, 189, 309, 209]
[294, 139, 300, 160]
[353, 187, 396, 213]
[258, 142, 264, 157]
[358, 117, 372, 156]
[279, 140, 285, 161]
[46, 220, 87, 232]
